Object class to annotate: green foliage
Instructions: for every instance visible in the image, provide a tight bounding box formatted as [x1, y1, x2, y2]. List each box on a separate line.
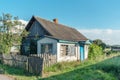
[0, 53, 120, 80]
[93, 39, 106, 50]
[0, 13, 28, 54]
[44, 61, 80, 72]
[21, 30, 29, 38]
[88, 44, 103, 59]
[106, 51, 112, 55]
[0, 33, 13, 53]
[95, 56, 120, 80]
[0, 63, 38, 80]
[41, 53, 120, 80]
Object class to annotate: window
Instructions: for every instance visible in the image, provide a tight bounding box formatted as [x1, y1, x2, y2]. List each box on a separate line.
[60, 44, 76, 56]
[41, 44, 53, 53]
[68, 45, 76, 56]
[60, 45, 68, 56]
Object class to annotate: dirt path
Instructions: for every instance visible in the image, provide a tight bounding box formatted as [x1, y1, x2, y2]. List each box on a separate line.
[0, 74, 14, 80]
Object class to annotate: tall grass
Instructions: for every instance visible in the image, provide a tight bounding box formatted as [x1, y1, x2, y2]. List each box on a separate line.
[0, 64, 39, 80]
[42, 53, 120, 80]
[0, 53, 120, 80]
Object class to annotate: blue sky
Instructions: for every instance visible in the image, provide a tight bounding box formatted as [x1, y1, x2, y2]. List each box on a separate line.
[1, 0, 120, 29]
[1, 0, 120, 44]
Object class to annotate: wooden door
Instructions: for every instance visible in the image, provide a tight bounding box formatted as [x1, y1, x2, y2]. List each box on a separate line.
[80, 45, 84, 61]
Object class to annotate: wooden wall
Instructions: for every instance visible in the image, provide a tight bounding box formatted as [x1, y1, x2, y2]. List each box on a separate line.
[28, 21, 49, 37]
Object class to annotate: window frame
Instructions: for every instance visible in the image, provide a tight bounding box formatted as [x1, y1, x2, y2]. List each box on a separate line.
[41, 43, 53, 54]
[60, 44, 76, 57]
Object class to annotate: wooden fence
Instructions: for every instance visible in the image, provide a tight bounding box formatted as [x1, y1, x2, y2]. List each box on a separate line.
[0, 53, 57, 75]
[30, 53, 57, 68]
[28, 56, 43, 75]
[0, 54, 28, 69]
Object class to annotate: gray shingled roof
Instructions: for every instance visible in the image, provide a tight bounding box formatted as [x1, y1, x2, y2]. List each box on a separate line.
[26, 16, 87, 41]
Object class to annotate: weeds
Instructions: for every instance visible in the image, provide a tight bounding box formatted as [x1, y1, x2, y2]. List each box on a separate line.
[42, 53, 120, 80]
[0, 53, 120, 80]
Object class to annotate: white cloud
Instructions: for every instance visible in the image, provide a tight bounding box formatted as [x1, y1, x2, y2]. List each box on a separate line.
[79, 29, 120, 45]
[19, 19, 28, 26]
[106, 29, 113, 34]
[11, 19, 28, 33]
[14, 19, 28, 29]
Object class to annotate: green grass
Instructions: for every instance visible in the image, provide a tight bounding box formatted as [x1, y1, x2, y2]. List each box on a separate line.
[0, 64, 39, 80]
[0, 53, 120, 80]
[41, 53, 120, 80]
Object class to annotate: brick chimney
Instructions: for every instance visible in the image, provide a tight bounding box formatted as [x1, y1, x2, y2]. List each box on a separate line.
[53, 18, 58, 23]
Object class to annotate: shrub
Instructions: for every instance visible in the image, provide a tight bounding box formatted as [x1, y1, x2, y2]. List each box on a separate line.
[106, 51, 112, 55]
[88, 44, 103, 59]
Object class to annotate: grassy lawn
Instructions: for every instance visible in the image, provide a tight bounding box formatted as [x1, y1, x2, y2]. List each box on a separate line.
[0, 53, 120, 80]
[41, 53, 120, 80]
[0, 63, 39, 80]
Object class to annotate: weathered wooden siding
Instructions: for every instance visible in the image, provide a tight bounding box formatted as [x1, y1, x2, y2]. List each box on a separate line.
[28, 21, 48, 37]
[22, 20, 50, 55]
[37, 37, 88, 62]
[37, 37, 57, 54]
[57, 43, 79, 62]
[21, 38, 31, 55]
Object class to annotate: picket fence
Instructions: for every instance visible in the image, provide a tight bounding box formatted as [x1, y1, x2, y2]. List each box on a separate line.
[0, 53, 57, 75]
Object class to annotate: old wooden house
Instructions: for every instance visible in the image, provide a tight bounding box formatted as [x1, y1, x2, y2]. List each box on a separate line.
[21, 16, 89, 62]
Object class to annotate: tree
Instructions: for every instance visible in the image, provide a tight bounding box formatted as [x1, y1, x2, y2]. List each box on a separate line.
[93, 39, 106, 50]
[0, 13, 27, 54]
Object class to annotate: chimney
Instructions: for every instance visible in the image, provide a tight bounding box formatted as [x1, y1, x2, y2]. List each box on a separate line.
[53, 18, 58, 23]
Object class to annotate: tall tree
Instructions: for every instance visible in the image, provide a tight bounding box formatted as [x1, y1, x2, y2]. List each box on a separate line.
[0, 13, 27, 54]
[93, 39, 106, 50]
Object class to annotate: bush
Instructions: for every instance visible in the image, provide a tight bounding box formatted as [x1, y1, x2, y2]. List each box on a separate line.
[106, 51, 112, 55]
[0, 60, 2, 64]
[88, 44, 103, 59]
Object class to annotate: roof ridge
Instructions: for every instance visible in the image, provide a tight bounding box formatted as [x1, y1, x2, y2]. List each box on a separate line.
[26, 16, 88, 41]
[34, 16, 76, 29]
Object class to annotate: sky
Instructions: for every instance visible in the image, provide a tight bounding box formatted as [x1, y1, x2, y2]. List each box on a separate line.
[1, 0, 120, 45]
